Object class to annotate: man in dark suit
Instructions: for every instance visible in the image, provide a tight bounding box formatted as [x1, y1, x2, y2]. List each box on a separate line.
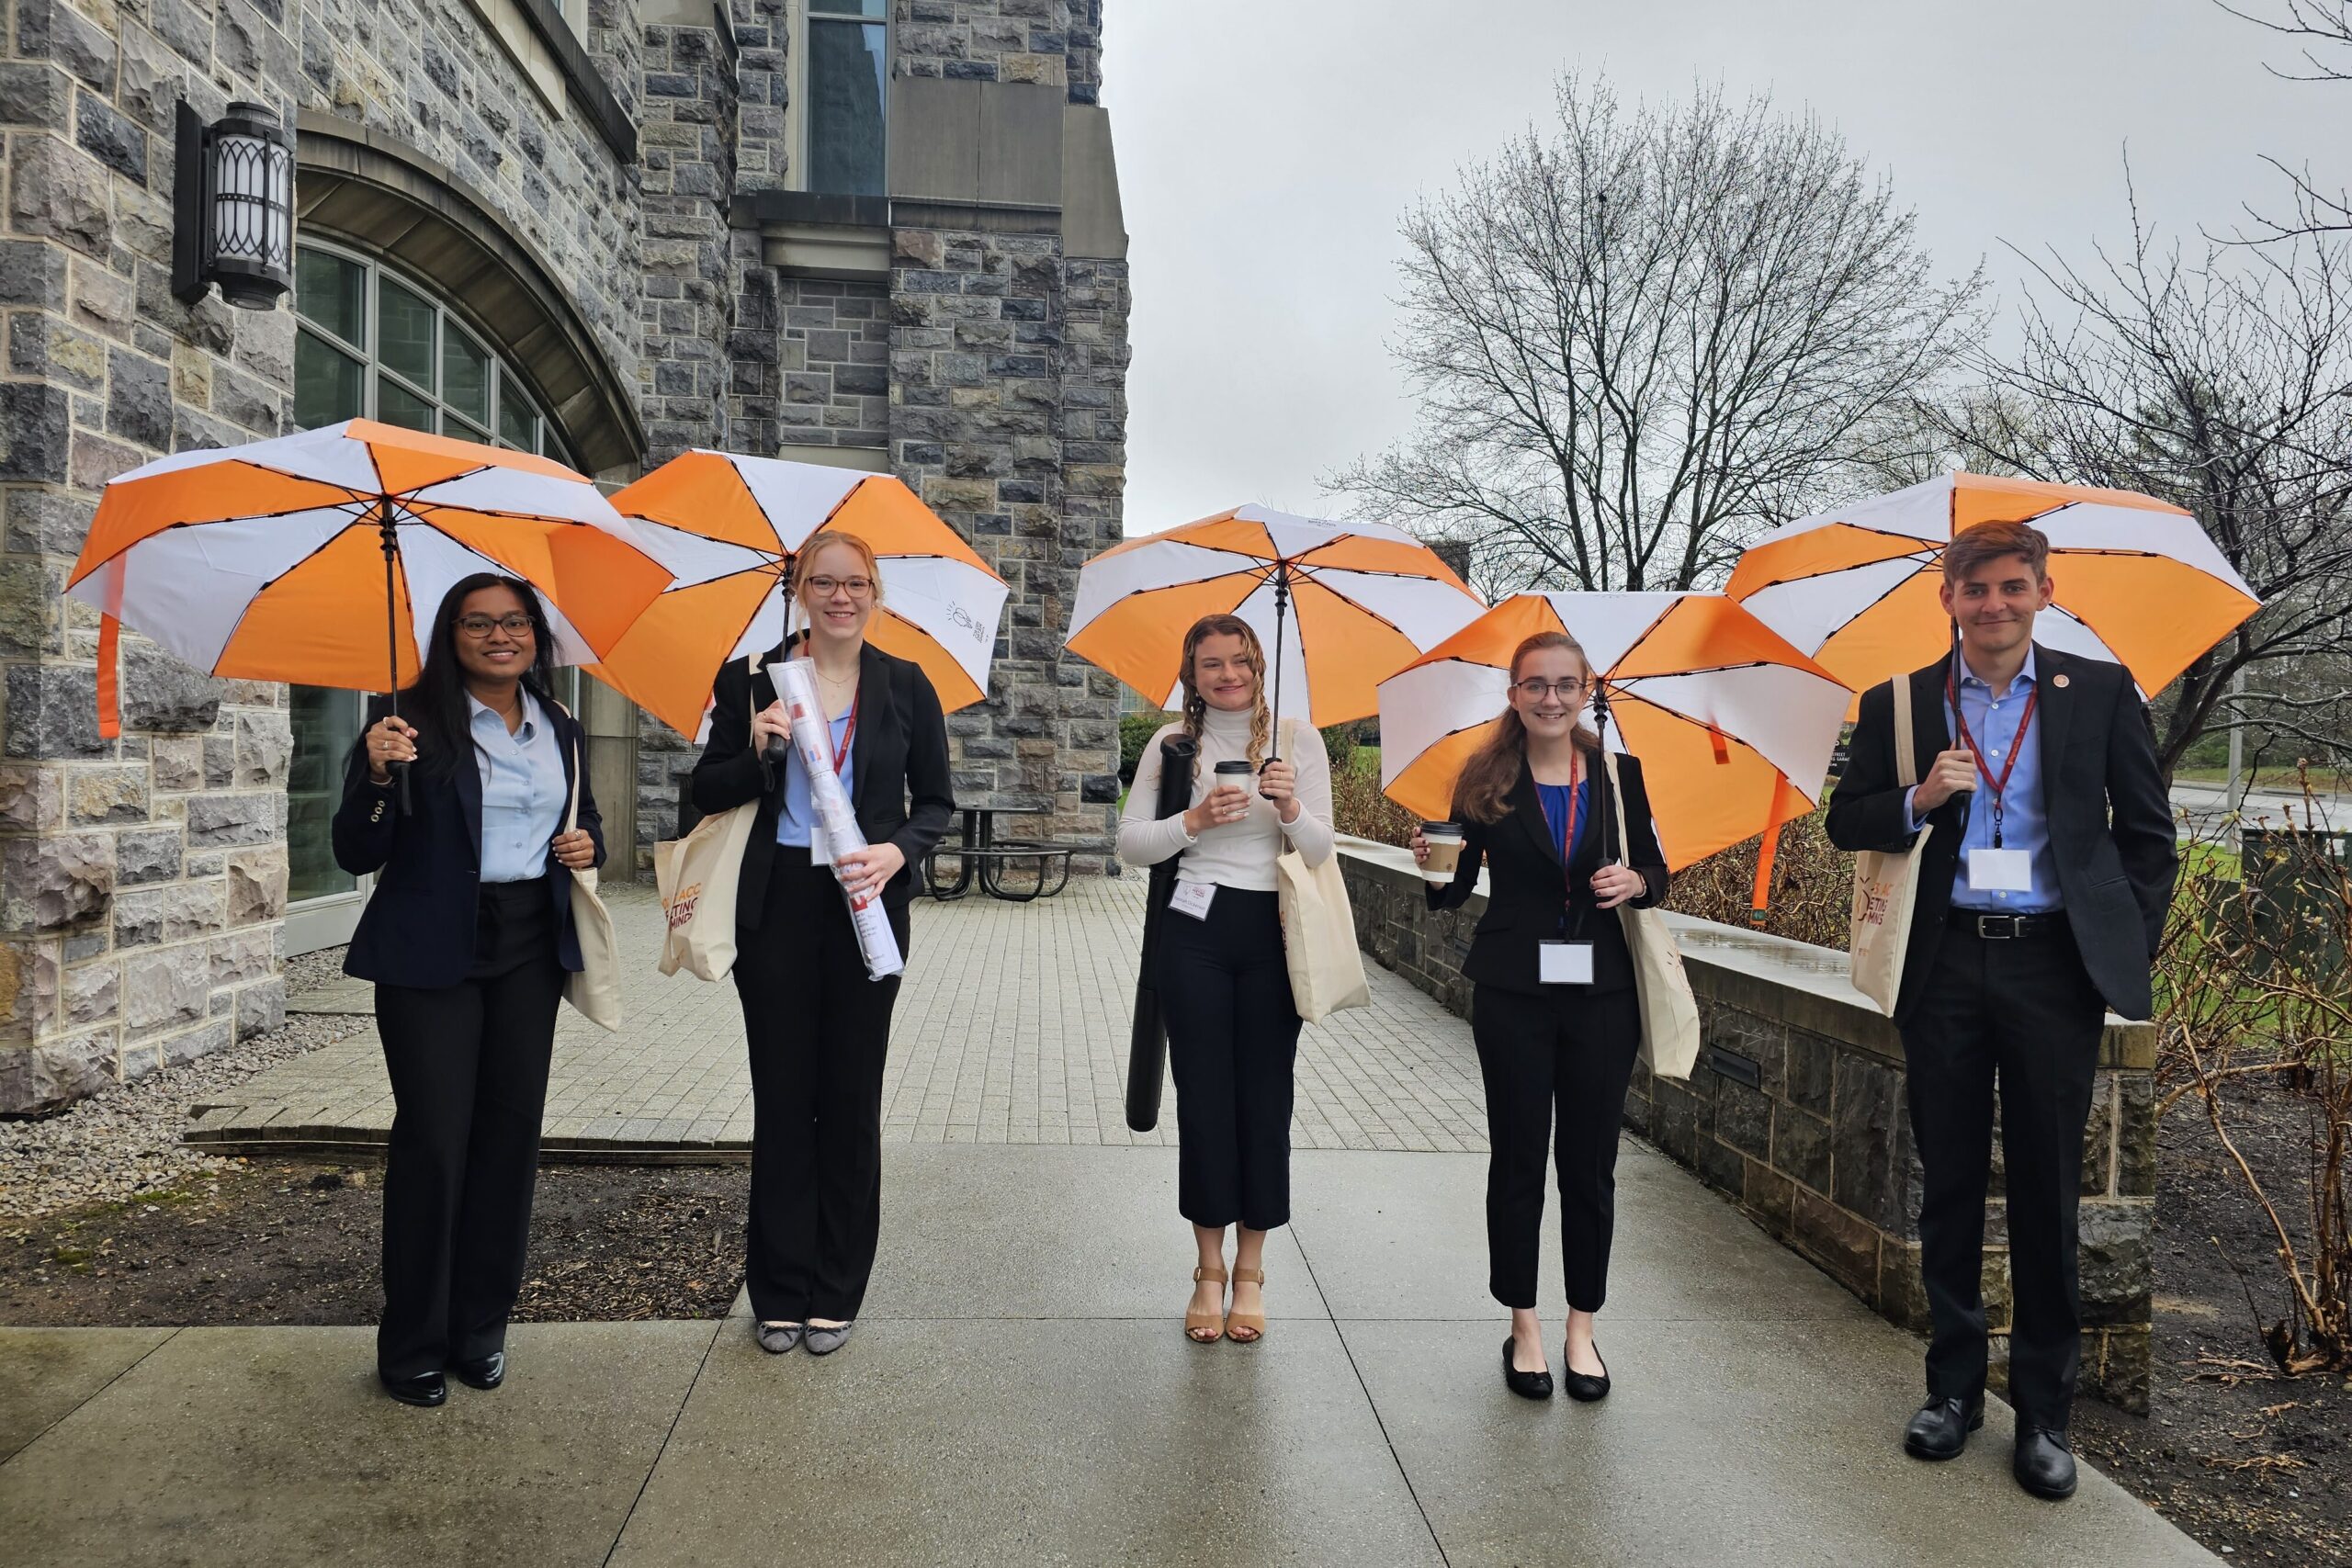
[1827, 520, 2177, 1500]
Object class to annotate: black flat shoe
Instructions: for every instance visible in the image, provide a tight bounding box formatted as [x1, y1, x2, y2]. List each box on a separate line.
[2013, 1426, 2077, 1500]
[1560, 1342, 1610, 1404]
[1501, 1337, 1553, 1401]
[379, 1371, 447, 1408]
[452, 1351, 505, 1391]
[1903, 1394, 1984, 1461]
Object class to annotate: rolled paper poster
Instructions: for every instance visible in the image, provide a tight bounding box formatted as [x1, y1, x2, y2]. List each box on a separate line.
[769, 660, 906, 980]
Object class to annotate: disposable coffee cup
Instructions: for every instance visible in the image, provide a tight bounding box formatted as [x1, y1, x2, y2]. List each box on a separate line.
[1213, 760, 1254, 782]
[1421, 821, 1464, 883]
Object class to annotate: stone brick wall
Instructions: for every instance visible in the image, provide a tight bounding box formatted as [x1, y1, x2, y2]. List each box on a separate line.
[726, 0, 783, 191]
[637, 5, 738, 461]
[894, 0, 1069, 88]
[1338, 840, 2157, 1415]
[775, 273, 887, 448]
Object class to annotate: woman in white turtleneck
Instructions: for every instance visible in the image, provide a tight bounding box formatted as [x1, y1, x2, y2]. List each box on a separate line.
[1119, 614, 1335, 1345]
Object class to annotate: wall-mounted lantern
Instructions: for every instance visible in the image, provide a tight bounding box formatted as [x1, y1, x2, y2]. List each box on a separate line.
[171, 101, 295, 310]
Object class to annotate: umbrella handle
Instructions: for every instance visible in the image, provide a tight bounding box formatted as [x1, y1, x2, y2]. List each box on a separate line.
[390, 759, 413, 817]
[1261, 564, 1290, 794]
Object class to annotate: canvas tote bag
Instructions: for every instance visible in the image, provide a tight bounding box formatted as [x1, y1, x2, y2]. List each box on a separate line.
[1848, 674, 1930, 1017]
[556, 717, 622, 1031]
[1272, 721, 1370, 1023]
[1600, 750, 1701, 1080]
[656, 694, 761, 981]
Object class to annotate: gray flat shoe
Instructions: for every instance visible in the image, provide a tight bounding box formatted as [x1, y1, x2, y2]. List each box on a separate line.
[756, 1321, 806, 1354]
[804, 1322, 854, 1356]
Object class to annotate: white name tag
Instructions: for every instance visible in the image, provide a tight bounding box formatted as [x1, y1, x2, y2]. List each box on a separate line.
[1968, 847, 2032, 893]
[1539, 941, 1596, 986]
[1170, 880, 1217, 920]
[808, 822, 834, 867]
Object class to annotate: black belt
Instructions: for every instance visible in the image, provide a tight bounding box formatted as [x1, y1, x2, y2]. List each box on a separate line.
[1946, 908, 2065, 941]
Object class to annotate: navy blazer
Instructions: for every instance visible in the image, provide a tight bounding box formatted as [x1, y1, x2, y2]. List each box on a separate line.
[691, 640, 955, 931]
[1429, 750, 1670, 997]
[1825, 643, 2177, 1022]
[333, 692, 606, 989]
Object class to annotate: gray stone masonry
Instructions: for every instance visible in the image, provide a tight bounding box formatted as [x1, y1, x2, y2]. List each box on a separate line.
[893, 0, 1078, 94]
[1340, 839, 2156, 1416]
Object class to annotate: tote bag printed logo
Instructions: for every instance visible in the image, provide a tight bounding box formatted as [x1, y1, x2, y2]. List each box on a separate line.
[665, 882, 704, 931]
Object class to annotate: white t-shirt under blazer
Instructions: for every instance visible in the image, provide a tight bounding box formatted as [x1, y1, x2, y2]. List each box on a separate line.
[1117, 703, 1337, 891]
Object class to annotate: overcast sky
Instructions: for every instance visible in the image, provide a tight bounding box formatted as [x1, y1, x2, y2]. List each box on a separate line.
[1102, 0, 2346, 537]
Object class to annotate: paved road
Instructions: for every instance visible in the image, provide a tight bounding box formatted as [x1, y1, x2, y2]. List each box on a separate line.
[2171, 780, 2348, 840]
[0, 1143, 2215, 1568]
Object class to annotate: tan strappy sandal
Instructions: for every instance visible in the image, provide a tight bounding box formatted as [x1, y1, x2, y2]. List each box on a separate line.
[1226, 1265, 1267, 1344]
[1186, 1265, 1227, 1343]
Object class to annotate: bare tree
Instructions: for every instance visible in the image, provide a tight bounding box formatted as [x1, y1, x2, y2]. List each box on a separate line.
[1330, 75, 1981, 596]
[1935, 192, 2352, 778]
[2214, 1, 2352, 239]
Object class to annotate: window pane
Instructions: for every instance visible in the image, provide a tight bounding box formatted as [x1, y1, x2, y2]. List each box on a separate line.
[809, 0, 884, 13]
[377, 375, 435, 433]
[443, 327, 492, 424]
[498, 375, 537, 448]
[449, 416, 491, 445]
[378, 277, 435, 392]
[288, 686, 363, 902]
[294, 330, 365, 430]
[808, 19, 886, 196]
[294, 250, 365, 346]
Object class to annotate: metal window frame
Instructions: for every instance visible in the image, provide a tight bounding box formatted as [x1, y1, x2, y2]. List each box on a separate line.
[797, 0, 890, 197]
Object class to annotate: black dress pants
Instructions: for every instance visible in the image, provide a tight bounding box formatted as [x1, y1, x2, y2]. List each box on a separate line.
[374, 878, 564, 1381]
[1900, 916, 2106, 1430]
[1470, 983, 1643, 1311]
[730, 848, 909, 1324]
[1158, 887, 1302, 1231]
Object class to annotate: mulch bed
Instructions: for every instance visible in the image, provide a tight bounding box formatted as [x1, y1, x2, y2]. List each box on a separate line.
[2073, 1071, 2352, 1565]
[0, 1162, 748, 1326]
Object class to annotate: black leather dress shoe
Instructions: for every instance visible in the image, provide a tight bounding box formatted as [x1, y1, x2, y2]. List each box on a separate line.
[1560, 1343, 1610, 1404]
[1501, 1337, 1553, 1401]
[379, 1371, 447, 1408]
[452, 1351, 505, 1391]
[2014, 1426, 2077, 1500]
[1903, 1394, 1984, 1460]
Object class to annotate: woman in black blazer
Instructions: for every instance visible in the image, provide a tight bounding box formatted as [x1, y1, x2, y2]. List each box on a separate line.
[692, 530, 954, 1358]
[334, 573, 603, 1409]
[1412, 630, 1668, 1404]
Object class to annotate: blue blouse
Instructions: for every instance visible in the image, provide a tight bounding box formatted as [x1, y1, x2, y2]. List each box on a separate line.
[469, 691, 567, 883]
[775, 708, 857, 848]
[1535, 778, 1594, 863]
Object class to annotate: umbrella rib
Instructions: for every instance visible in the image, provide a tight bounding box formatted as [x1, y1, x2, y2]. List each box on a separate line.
[195, 515, 405, 681]
[1608, 694, 1813, 787]
[1278, 570, 1419, 645]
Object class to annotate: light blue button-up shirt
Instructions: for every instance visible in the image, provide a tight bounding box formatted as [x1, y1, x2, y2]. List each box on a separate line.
[469, 690, 567, 883]
[775, 709, 857, 850]
[1906, 649, 2060, 912]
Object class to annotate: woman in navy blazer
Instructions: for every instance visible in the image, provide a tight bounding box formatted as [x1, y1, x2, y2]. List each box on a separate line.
[1411, 631, 1668, 1405]
[334, 572, 603, 1408]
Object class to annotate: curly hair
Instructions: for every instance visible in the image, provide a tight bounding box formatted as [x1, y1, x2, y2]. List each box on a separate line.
[1176, 614, 1271, 774]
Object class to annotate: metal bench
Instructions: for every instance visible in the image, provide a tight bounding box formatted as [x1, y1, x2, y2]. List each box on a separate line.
[920, 808, 1075, 903]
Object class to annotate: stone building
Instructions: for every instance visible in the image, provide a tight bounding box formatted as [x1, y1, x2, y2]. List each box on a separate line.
[0, 0, 1129, 1111]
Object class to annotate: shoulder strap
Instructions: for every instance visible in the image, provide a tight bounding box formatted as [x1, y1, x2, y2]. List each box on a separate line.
[1891, 675, 1919, 789]
[548, 695, 583, 835]
[1602, 750, 1631, 863]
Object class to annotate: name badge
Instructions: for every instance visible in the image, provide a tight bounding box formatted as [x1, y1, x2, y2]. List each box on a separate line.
[1170, 880, 1217, 920]
[1539, 940, 1596, 986]
[1968, 847, 2032, 894]
[808, 823, 834, 867]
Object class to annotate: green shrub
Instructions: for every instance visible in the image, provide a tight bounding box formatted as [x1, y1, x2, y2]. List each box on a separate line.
[1120, 709, 1175, 784]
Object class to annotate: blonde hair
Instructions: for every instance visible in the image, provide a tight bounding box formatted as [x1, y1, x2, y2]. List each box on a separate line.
[1177, 615, 1271, 773]
[788, 530, 884, 643]
[1453, 631, 1602, 824]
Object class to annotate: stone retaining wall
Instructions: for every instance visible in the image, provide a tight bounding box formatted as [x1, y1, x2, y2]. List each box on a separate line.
[1338, 839, 2155, 1415]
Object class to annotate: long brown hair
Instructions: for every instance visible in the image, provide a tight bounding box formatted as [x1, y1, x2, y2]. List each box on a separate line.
[1177, 614, 1272, 773]
[1453, 632, 1602, 824]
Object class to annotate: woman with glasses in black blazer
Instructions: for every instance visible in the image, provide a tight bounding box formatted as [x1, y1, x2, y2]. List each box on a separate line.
[1412, 631, 1668, 1404]
[335, 573, 603, 1408]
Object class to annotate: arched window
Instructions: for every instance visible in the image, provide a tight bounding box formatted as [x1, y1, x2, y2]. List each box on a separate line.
[291, 241, 578, 465]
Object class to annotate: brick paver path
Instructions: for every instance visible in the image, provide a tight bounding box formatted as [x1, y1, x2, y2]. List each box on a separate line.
[190, 877, 1491, 1157]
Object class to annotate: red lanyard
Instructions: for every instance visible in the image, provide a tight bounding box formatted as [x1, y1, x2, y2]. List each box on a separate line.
[828, 690, 859, 776]
[1945, 663, 2037, 848]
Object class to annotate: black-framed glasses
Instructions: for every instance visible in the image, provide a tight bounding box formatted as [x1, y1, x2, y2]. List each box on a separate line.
[806, 575, 875, 599]
[1512, 677, 1589, 700]
[457, 614, 535, 638]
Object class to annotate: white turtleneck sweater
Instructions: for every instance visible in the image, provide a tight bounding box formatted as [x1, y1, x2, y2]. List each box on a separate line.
[1118, 704, 1336, 891]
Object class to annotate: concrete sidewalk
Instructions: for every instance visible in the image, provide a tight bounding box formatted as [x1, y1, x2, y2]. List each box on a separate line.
[0, 1144, 2212, 1568]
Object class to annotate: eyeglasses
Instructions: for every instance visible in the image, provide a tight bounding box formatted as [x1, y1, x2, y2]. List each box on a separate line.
[1512, 678, 1589, 700]
[458, 614, 536, 638]
[805, 575, 875, 600]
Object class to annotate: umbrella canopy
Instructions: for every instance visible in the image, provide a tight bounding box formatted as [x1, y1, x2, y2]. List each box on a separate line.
[1066, 504, 1485, 729]
[64, 419, 669, 730]
[586, 452, 1008, 736]
[1726, 470, 2260, 704]
[1378, 592, 1850, 872]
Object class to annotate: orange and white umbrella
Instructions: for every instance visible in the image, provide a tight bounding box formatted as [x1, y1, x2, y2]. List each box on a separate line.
[1378, 592, 1850, 874]
[64, 419, 669, 734]
[1726, 470, 2260, 704]
[586, 452, 1008, 736]
[1066, 504, 1485, 733]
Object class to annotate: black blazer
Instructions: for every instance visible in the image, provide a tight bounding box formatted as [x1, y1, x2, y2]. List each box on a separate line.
[1825, 644, 2177, 1023]
[691, 640, 955, 931]
[1430, 750, 1671, 997]
[333, 692, 606, 989]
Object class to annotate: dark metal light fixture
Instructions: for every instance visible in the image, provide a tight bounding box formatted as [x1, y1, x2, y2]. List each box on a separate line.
[172, 101, 295, 310]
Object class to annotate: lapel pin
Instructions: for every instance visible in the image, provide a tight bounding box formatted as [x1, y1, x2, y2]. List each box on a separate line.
[2052, 673, 2070, 689]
